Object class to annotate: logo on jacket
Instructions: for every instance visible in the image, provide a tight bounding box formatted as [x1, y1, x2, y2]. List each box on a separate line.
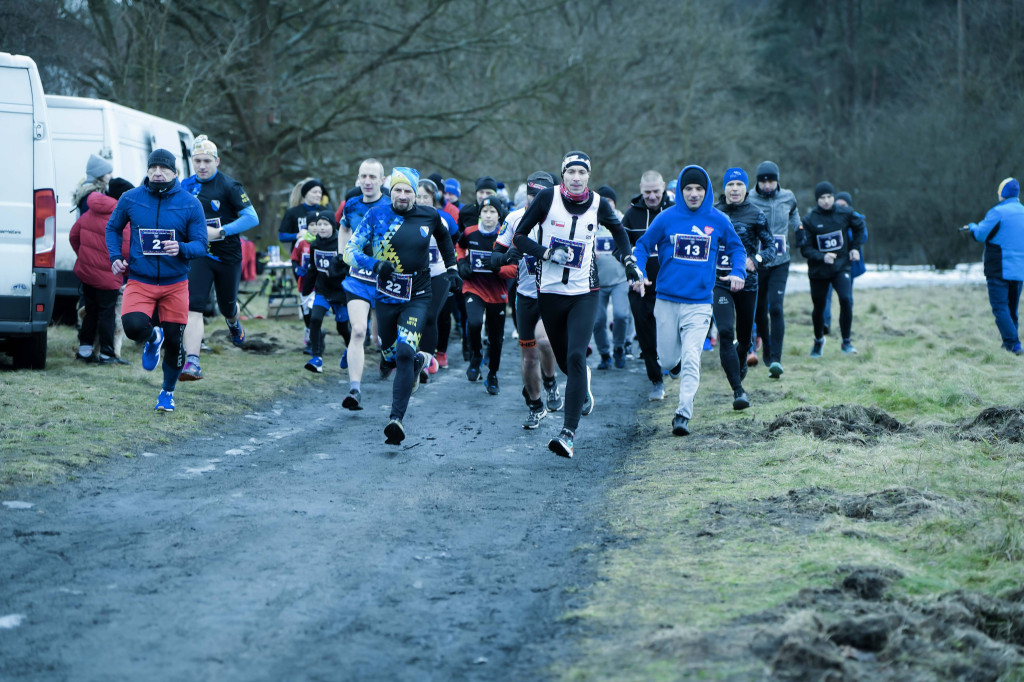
[552, 221, 565, 229]
[420, 225, 430, 238]
[211, 200, 221, 212]
[690, 225, 704, 235]
[703, 226, 714, 235]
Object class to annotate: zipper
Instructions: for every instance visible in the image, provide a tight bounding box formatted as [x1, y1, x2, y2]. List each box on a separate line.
[562, 215, 578, 284]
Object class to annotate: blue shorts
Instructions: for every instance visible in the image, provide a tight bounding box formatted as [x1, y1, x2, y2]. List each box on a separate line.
[342, 277, 376, 308]
[312, 294, 349, 322]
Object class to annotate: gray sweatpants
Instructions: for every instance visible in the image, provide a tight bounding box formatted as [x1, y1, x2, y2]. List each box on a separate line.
[654, 299, 713, 419]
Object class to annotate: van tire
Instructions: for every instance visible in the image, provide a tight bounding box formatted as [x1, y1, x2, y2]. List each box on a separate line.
[13, 330, 47, 370]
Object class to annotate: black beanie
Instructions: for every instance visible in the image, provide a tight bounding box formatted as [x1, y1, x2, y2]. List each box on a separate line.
[815, 181, 835, 200]
[597, 185, 617, 204]
[475, 176, 498, 193]
[835, 191, 852, 205]
[310, 209, 336, 229]
[756, 160, 779, 182]
[526, 171, 554, 196]
[428, 172, 443, 188]
[679, 167, 707, 191]
[107, 177, 134, 200]
[479, 195, 508, 222]
[301, 178, 325, 198]
[147, 149, 176, 172]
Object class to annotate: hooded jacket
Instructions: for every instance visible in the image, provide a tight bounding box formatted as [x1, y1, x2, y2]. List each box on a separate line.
[622, 191, 674, 290]
[71, 191, 130, 290]
[300, 228, 348, 301]
[105, 178, 208, 286]
[748, 184, 800, 268]
[967, 196, 1024, 281]
[799, 203, 866, 280]
[713, 195, 776, 292]
[634, 166, 745, 305]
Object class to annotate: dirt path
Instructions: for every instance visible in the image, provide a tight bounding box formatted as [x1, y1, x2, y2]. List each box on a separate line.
[1, 341, 642, 681]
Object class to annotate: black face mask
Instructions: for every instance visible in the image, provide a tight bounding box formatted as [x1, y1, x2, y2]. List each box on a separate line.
[149, 178, 175, 193]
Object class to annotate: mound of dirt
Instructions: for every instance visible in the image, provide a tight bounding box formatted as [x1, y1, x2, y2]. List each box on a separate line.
[957, 406, 1024, 443]
[766, 405, 906, 443]
[207, 329, 284, 354]
[772, 487, 965, 523]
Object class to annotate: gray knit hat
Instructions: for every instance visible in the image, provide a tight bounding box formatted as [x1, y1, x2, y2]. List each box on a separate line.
[86, 154, 113, 181]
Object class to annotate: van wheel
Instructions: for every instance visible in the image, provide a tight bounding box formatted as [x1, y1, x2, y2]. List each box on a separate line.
[13, 330, 47, 370]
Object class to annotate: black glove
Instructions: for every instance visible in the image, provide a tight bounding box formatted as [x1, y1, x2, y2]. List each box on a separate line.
[489, 249, 507, 271]
[504, 247, 522, 264]
[622, 254, 641, 283]
[373, 260, 395, 280]
[457, 258, 473, 280]
[447, 268, 463, 293]
[547, 243, 570, 265]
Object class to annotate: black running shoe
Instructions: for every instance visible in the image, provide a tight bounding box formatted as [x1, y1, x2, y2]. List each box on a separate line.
[545, 380, 563, 412]
[484, 372, 500, 395]
[732, 389, 750, 411]
[672, 414, 690, 436]
[342, 389, 363, 411]
[384, 418, 405, 444]
[548, 427, 575, 458]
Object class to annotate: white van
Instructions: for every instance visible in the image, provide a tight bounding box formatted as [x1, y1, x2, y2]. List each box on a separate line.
[45, 95, 195, 298]
[0, 53, 57, 369]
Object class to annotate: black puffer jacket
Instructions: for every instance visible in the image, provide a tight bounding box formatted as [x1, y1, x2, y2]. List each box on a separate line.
[799, 205, 866, 280]
[714, 196, 776, 291]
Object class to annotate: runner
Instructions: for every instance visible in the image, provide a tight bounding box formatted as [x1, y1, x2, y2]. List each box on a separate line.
[297, 210, 349, 373]
[822, 191, 868, 335]
[800, 181, 867, 357]
[338, 159, 390, 410]
[713, 168, 776, 410]
[631, 165, 745, 436]
[105, 149, 208, 411]
[622, 170, 675, 400]
[513, 152, 641, 458]
[591, 184, 630, 370]
[178, 135, 260, 381]
[492, 171, 563, 428]
[344, 167, 461, 445]
[747, 160, 800, 378]
[416, 178, 459, 376]
[457, 195, 516, 394]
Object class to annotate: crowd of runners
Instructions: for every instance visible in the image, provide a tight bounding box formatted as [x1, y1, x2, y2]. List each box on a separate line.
[69, 136, 1022, 458]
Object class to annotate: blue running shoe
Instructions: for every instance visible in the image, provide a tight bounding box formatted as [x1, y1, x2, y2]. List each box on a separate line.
[841, 339, 858, 354]
[340, 349, 348, 369]
[227, 319, 246, 348]
[305, 356, 323, 373]
[702, 337, 712, 351]
[141, 327, 164, 371]
[155, 390, 175, 412]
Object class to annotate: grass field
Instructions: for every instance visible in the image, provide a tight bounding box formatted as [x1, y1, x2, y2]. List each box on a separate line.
[559, 283, 1024, 680]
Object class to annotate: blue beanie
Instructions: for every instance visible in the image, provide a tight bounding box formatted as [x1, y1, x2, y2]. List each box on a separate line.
[723, 167, 748, 188]
[389, 167, 420, 190]
[999, 178, 1020, 199]
[444, 178, 461, 197]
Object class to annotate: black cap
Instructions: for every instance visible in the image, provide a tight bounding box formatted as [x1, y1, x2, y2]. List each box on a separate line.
[815, 181, 835, 200]
[147, 149, 176, 172]
[479, 195, 508, 222]
[756, 160, 779, 182]
[107, 177, 134, 200]
[310, 209, 336, 229]
[835, 191, 852, 205]
[526, 171, 555, 196]
[301, 178, 325, 198]
[679, 167, 707, 192]
[597, 185, 617, 204]
[475, 176, 498, 193]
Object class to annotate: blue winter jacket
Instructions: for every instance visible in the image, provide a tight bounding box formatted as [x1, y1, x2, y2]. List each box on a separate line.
[968, 197, 1024, 281]
[105, 179, 208, 285]
[634, 166, 746, 305]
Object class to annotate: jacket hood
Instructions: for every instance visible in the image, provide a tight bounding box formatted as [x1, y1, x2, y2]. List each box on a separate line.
[630, 191, 673, 212]
[671, 165, 714, 215]
[143, 177, 183, 195]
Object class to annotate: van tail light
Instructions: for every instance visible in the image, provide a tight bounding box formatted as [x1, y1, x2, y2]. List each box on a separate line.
[34, 189, 56, 268]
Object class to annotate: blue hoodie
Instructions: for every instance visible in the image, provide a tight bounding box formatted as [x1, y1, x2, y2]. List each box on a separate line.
[634, 166, 745, 305]
[105, 179, 208, 286]
[968, 196, 1024, 281]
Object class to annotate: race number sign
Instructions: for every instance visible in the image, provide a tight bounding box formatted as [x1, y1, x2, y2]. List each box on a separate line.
[524, 255, 538, 275]
[774, 234, 787, 255]
[469, 249, 491, 273]
[207, 217, 224, 241]
[313, 249, 336, 272]
[816, 230, 843, 252]
[595, 237, 615, 254]
[428, 245, 441, 265]
[672, 233, 711, 262]
[548, 236, 586, 269]
[139, 229, 175, 256]
[376, 272, 412, 301]
[351, 266, 377, 283]
[717, 244, 732, 269]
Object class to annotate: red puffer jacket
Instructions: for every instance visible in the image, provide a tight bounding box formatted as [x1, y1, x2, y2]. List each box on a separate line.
[70, 192, 130, 290]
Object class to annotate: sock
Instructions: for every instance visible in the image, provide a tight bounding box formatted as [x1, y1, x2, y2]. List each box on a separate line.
[78, 345, 94, 357]
[187, 354, 200, 365]
[542, 373, 556, 389]
[350, 381, 361, 392]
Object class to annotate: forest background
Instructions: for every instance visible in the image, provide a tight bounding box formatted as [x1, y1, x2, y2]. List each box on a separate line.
[2, 0, 1022, 269]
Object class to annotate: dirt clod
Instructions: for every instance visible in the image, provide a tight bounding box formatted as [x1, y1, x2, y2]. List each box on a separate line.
[958, 406, 1024, 443]
[840, 567, 902, 601]
[767, 404, 905, 443]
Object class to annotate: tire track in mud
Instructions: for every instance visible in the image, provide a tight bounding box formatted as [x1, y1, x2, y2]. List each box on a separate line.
[0, 341, 645, 681]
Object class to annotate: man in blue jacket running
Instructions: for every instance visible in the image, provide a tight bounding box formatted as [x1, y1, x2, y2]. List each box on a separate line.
[632, 165, 746, 436]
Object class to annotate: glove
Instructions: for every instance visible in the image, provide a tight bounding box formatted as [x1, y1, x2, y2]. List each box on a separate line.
[489, 249, 507, 271]
[294, 265, 308, 277]
[457, 258, 473, 280]
[622, 254, 641, 283]
[504, 247, 522, 264]
[373, 260, 395, 280]
[547, 244, 570, 265]
[447, 268, 463, 293]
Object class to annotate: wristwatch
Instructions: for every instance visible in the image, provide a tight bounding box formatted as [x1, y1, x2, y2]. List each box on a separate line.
[219, 228, 226, 240]
[755, 253, 763, 263]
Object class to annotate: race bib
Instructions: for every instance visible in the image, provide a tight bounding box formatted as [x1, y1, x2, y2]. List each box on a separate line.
[774, 234, 787, 255]
[469, 249, 491, 273]
[548, 236, 586, 269]
[595, 237, 615, 254]
[376, 272, 412, 301]
[351, 266, 376, 283]
[428, 245, 441, 265]
[673, 233, 711, 262]
[717, 244, 731, 269]
[816, 230, 843, 252]
[140, 228, 175, 256]
[313, 249, 336, 272]
[207, 218, 223, 242]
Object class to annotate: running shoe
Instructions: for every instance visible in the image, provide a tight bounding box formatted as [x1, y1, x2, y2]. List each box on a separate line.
[413, 352, 428, 392]
[342, 388, 363, 411]
[466, 354, 482, 382]
[548, 427, 575, 458]
[581, 366, 594, 416]
[613, 347, 626, 369]
[179, 361, 203, 381]
[672, 414, 690, 436]
[141, 327, 164, 371]
[768, 362, 784, 379]
[305, 356, 323, 373]
[702, 337, 712, 351]
[733, 389, 750, 411]
[339, 349, 348, 369]
[435, 351, 448, 369]
[380, 358, 396, 380]
[227, 319, 246, 348]
[155, 389, 175, 413]
[841, 339, 858, 354]
[523, 404, 547, 429]
[75, 351, 94, 363]
[545, 379, 563, 412]
[426, 355, 439, 374]
[811, 337, 825, 358]
[1012, 342, 1024, 356]
[597, 353, 612, 370]
[649, 381, 665, 401]
[384, 418, 405, 445]
[746, 351, 759, 367]
[624, 342, 634, 360]
[484, 372, 500, 395]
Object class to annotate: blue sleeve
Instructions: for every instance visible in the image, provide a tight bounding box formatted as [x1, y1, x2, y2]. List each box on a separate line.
[105, 197, 130, 263]
[224, 205, 259, 236]
[970, 207, 1002, 242]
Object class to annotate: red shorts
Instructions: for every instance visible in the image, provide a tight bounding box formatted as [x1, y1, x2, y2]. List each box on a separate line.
[122, 279, 190, 324]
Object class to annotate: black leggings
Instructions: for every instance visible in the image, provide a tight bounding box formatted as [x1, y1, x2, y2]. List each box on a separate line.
[465, 294, 506, 373]
[629, 288, 661, 383]
[713, 286, 757, 390]
[754, 261, 789, 365]
[810, 272, 853, 340]
[539, 291, 598, 431]
[79, 284, 119, 357]
[420, 275, 450, 356]
[122, 312, 186, 392]
[187, 257, 242, 317]
[377, 296, 431, 420]
[309, 298, 348, 357]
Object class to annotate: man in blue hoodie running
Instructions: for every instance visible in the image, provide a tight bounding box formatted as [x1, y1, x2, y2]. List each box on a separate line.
[632, 166, 746, 436]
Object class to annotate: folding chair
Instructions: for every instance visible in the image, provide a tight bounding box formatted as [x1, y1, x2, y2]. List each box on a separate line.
[237, 277, 269, 319]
